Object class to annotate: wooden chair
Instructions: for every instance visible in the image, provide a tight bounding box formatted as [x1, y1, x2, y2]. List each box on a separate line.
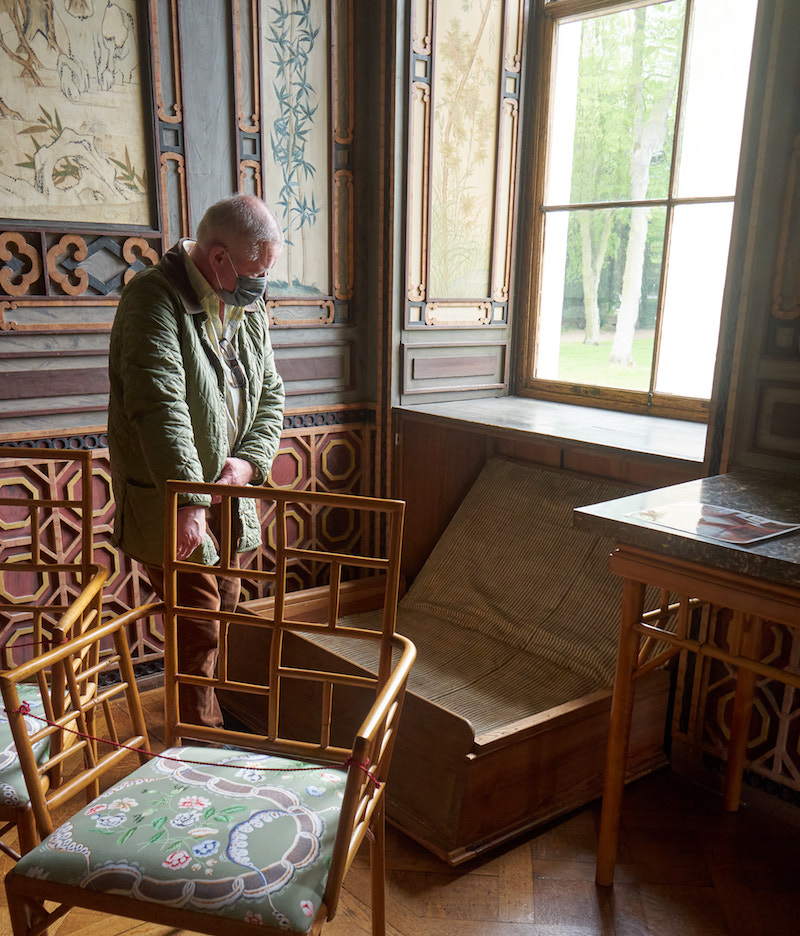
[0, 448, 96, 666]
[0, 572, 153, 852]
[3, 482, 415, 936]
[0, 447, 100, 860]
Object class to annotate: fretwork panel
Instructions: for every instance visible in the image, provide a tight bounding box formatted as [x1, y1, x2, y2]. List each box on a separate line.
[0, 412, 376, 671]
[673, 605, 800, 799]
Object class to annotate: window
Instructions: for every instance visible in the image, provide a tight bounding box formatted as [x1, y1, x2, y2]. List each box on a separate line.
[517, 0, 757, 419]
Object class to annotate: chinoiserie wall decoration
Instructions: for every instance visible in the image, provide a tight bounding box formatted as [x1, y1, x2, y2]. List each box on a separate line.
[233, 0, 354, 328]
[0, 0, 379, 675]
[402, 0, 525, 398]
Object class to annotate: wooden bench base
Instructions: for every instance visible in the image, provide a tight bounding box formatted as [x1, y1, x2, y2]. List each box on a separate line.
[223, 580, 670, 865]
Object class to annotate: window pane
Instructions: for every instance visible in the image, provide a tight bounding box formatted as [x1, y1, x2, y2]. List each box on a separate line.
[536, 206, 665, 391]
[429, 0, 503, 298]
[546, 1, 685, 206]
[655, 202, 734, 398]
[674, 0, 757, 198]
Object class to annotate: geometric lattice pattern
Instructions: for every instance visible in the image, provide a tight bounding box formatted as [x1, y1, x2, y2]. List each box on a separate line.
[0, 413, 375, 671]
[673, 604, 800, 798]
[0, 449, 96, 669]
[243, 414, 375, 599]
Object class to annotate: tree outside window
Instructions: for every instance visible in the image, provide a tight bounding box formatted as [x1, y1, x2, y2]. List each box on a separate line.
[522, 0, 757, 417]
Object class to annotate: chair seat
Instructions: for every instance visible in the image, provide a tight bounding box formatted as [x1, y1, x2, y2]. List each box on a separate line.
[0, 682, 49, 808]
[12, 745, 347, 932]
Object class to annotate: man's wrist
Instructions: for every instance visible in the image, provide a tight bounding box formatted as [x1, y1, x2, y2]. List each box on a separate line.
[232, 457, 257, 484]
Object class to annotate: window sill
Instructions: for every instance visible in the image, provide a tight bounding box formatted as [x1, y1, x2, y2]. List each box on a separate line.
[394, 396, 708, 466]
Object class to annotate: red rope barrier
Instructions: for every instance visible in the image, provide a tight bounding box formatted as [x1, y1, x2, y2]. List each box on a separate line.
[343, 756, 381, 789]
[6, 702, 380, 786]
[1, 636, 67, 650]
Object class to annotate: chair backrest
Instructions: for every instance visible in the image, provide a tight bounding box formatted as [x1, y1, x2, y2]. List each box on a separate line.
[162, 480, 415, 913]
[0, 598, 160, 842]
[0, 563, 110, 851]
[0, 448, 95, 669]
[162, 481, 407, 749]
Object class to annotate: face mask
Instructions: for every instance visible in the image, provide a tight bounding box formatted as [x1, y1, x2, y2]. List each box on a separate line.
[216, 252, 268, 306]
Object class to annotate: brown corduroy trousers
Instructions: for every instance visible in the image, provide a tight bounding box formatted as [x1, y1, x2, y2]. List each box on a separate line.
[144, 504, 241, 728]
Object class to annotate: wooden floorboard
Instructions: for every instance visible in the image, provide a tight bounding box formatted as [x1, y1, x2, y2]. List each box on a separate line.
[2, 687, 800, 935]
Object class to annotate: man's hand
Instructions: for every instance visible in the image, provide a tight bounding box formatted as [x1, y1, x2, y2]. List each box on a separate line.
[176, 505, 207, 559]
[210, 457, 256, 503]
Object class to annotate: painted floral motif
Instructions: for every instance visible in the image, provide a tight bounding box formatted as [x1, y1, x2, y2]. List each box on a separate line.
[191, 839, 220, 858]
[162, 850, 192, 870]
[169, 809, 202, 829]
[178, 795, 210, 809]
[109, 798, 138, 812]
[14, 746, 348, 933]
[93, 814, 127, 830]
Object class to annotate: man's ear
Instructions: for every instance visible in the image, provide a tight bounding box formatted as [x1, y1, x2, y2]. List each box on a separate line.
[208, 243, 227, 267]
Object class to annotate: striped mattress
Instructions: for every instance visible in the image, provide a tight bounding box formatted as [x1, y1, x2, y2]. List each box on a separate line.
[308, 458, 638, 738]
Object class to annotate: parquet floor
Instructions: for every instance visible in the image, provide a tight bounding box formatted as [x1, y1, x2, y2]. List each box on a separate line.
[3, 687, 800, 936]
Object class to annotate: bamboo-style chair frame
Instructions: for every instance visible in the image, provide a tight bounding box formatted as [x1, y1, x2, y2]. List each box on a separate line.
[4, 482, 415, 936]
[0, 447, 99, 860]
[0, 448, 96, 657]
[1, 590, 156, 841]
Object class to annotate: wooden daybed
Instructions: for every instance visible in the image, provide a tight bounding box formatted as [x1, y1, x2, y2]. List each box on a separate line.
[227, 457, 671, 865]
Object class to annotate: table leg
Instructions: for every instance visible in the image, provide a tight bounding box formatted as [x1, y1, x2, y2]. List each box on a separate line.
[596, 577, 646, 886]
[724, 614, 762, 812]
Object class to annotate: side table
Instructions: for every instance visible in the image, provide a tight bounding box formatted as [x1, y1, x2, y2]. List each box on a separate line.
[574, 469, 800, 886]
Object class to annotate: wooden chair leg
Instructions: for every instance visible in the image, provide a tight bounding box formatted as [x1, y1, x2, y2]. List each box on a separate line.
[15, 807, 39, 857]
[370, 802, 387, 936]
[86, 706, 100, 803]
[7, 888, 44, 936]
[595, 578, 645, 887]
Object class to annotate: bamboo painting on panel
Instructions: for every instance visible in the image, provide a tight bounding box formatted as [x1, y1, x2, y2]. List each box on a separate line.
[0, 0, 151, 227]
[260, 0, 330, 298]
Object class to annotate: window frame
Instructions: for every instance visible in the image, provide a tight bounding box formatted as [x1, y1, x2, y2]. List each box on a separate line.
[514, 0, 747, 422]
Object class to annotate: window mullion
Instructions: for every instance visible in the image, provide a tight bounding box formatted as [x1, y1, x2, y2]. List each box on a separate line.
[668, 0, 693, 202]
[649, 0, 692, 396]
[520, 6, 557, 376]
[651, 201, 675, 395]
[543, 197, 665, 212]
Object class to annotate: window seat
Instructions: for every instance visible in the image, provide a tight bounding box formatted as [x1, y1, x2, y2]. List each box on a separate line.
[397, 396, 707, 464]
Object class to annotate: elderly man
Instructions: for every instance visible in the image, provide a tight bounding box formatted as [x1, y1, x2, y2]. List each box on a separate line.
[108, 193, 285, 727]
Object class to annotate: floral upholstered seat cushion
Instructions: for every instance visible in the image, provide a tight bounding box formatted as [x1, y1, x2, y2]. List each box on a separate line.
[12, 746, 348, 932]
[0, 682, 49, 807]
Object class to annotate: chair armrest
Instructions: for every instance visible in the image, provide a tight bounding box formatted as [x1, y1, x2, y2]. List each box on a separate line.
[352, 634, 416, 777]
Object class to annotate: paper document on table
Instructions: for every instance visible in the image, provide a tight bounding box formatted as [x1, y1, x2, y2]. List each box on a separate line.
[626, 501, 800, 545]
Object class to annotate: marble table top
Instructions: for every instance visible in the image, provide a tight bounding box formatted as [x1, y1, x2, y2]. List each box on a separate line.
[573, 469, 800, 588]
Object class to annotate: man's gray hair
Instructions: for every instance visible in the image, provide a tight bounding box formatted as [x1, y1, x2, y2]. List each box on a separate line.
[195, 194, 284, 261]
